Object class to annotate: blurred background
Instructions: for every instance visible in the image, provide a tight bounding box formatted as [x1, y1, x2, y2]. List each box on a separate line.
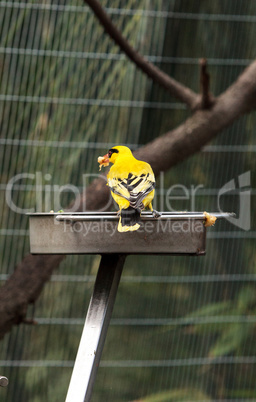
[0, 0, 256, 401]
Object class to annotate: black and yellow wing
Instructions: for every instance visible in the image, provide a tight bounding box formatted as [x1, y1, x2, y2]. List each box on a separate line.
[108, 172, 155, 211]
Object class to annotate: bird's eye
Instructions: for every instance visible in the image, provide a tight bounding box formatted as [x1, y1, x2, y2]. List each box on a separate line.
[108, 148, 118, 157]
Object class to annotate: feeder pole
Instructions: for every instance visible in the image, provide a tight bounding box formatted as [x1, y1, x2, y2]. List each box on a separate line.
[65, 253, 126, 402]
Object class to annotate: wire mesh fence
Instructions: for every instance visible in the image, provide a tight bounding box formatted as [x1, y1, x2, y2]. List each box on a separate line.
[0, 0, 256, 401]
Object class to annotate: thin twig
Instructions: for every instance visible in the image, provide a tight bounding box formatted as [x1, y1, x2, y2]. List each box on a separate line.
[84, 0, 198, 109]
[199, 58, 215, 109]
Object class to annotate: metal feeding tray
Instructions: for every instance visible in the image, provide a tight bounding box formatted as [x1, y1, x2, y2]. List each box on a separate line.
[28, 211, 217, 255]
[27, 211, 233, 402]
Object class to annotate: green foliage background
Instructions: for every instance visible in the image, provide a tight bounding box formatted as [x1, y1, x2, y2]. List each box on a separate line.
[0, 0, 256, 401]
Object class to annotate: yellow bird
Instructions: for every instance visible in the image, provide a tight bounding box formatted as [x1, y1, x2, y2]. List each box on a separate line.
[98, 145, 159, 232]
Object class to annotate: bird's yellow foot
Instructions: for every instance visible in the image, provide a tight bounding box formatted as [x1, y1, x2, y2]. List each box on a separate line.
[152, 209, 161, 218]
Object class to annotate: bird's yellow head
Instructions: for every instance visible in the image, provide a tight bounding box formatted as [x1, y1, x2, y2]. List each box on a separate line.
[98, 146, 133, 170]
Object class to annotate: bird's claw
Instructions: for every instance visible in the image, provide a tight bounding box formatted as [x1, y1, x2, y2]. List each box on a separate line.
[152, 209, 161, 219]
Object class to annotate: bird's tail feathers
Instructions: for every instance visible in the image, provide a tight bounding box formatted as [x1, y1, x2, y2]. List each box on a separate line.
[118, 207, 141, 232]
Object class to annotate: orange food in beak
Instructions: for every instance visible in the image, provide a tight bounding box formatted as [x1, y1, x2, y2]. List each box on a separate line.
[98, 153, 110, 171]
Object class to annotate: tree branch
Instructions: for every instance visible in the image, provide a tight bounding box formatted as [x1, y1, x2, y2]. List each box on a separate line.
[76, 60, 256, 210]
[0, 54, 256, 339]
[84, 0, 199, 110]
[0, 254, 65, 339]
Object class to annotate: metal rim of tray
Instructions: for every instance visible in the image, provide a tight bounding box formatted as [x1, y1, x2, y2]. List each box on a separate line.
[27, 211, 235, 221]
